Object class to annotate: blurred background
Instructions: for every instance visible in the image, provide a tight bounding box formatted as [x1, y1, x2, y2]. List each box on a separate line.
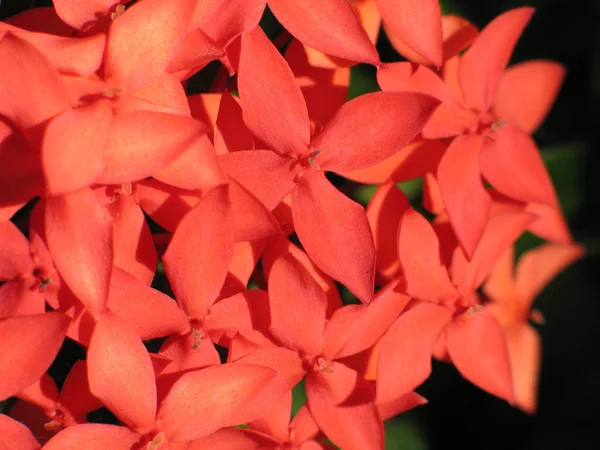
[1, 0, 598, 448]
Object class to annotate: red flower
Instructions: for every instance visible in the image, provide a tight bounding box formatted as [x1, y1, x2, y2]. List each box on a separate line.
[222, 27, 440, 302]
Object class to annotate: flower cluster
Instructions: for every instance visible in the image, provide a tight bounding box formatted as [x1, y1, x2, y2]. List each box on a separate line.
[0, 1, 584, 449]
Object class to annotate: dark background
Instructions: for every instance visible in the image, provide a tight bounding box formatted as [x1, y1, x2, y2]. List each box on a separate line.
[1, 1, 598, 449]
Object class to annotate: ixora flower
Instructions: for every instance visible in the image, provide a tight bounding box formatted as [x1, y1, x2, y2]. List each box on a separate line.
[220, 26, 440, 303]
[377, 7, 569, 258]
[483, 243, 584, 413]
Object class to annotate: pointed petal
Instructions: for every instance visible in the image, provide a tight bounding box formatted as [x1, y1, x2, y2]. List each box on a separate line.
[515, 243, 584, 308]
[97, 111, 208, 185]
[247, 392, 292, 443]
[45, 189, 114, 317]
[366, 181, 410, 281]
[262, 236, 343, 317]
[220, 150, 298, 210]
[376, 0, 443, 67]
[306, 366, 384, 450]
[480, 123, 557, 206]
[107, 267, 189, 340]
[0, 414, 40, 450]
[441, 14, 479, 60]
[376, 62, 477, 139]
[42, 99, 112, 195]
[269, 253, 327, 355]
[156, 363, 277, 442]
[188, 427, 276, 450]
[51, 0, 120, 30]
[0, 313, 69, 400]
[526, 203, 573, 245]
[0, 221, 31, 280]
[284, 40, 350, 131]
[459, 7, 535, 113]
[504, 324, 541, 414]
[450, 211, 537, 295]
[292, 171, 375, 303]
[239, 27, 310, 155]
[105, 0, 197, 92]
[59, 360, 103, 418]
[42, 423, 140, 450]
[377, 391, 428, 420]
[167, 28, 224, 80]
[397, 208, 459, 304]
[269, 0, 379, 65]
[494, 60, 565, 133]
[124, 72, 191, 116]
[214, 90, 256, 155]
[155, 134, 226, 191]
[136, 179, 201, 233]
[438, 133, 491, 259]
[447, 308, 514, 402]
[88, 313, 157, 432]
[482, 247, 516, 304]
[221, 240, 267, 298]
[0, 33, 70, 129]
[313, 91, 440, 172]
[228, 178, 281, 242]
[325, 281, 410, 360]
[376, 302, 452, 403]
[163, 185, 234, 318]
[339, 139, 447, 184]
[207, 290, 271, 345]
[225, 348, 306, 427]
[197, 0, 266, 49]
[103, 191, 156, 285]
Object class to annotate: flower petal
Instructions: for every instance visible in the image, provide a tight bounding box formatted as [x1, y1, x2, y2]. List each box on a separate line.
[0, 414, 41, 450]
[480, 122, 558, 207]
[366, 181, 410, 281]
[228, 179, 281, 242]
[493, 60, 565, 133]
[155, 134, 226, 191]
[376, 302, 452, 403]
[0, 313, 69, 401]
[0, 33, 70, 129]
[220, 150, 299, 210]
[268, 253, 328, 356]
[324, 281, 410, 360]
[446, 308, 514, 403]
[376, 62, 476, 139]
[269, 0, 379, 65]
[376, 0, 443, 67]
[163, 185, 234, 318]
[292, 170, 375, 303]
[42, 423, 140, 450]
[450, 210, 537, 295]
[437, 133, 491, 259]
[107, 267, 189, 340]
[238, 27, 310, 155]
[397, 208, 459, 304]
[313, 91, 440, 172]
[98, 111, 208, 185]
[105, 0, 197, 92]
[42, 99, 112, 196]
[306, 366, 383, 450]
[339, 139, 446, 184]
[87, 312, 157, 432]
[0, 221, 31, 280]
[459, 7, 534, 113]
[155, 363, 277, 442]
[45, 189, 114, 317]
[225, 348, 306, 427]
[515, 243, 584, 308]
